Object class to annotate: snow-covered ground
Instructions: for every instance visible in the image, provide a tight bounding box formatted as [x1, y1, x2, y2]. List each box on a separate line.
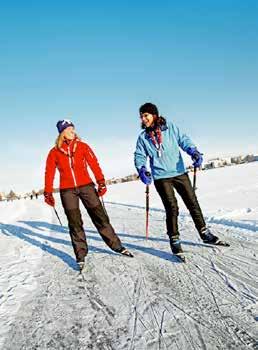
[0, 162, 257, 349]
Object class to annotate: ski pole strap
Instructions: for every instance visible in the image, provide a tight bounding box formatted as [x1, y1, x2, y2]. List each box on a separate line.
[54, 207, 63, 226]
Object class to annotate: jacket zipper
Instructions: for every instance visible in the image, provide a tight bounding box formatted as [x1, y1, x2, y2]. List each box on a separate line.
[68, 146, 77, 187]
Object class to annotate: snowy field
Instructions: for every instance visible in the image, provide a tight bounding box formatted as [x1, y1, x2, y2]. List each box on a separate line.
[0, 162, 257, 349]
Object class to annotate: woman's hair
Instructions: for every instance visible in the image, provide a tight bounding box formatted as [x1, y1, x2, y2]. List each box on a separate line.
[55, 132, 80, 149]
[141, 115, 167, 130]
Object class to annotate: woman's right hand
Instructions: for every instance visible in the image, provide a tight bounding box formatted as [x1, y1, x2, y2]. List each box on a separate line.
[139, 166, 152, 185]
[97, 179, 107, 196]
[44, 192, 55, 207]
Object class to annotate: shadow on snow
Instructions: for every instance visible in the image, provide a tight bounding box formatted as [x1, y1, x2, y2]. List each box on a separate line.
[0, 220, 212, 270]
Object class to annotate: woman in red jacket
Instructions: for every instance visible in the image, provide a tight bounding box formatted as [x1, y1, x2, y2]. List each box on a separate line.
[44, 119, 133, 271]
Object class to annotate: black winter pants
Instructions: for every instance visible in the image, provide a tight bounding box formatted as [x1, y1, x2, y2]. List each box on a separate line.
[60, 184, 122, 262]
[154, 173, 206, 240]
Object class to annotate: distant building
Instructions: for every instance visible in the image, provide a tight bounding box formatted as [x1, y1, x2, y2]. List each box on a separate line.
[243, 154, 256, 163]
[106, 173, 138, 185]
[6, 190, 18, 201]
[221, 157, 232, 166]
[204, 158, 224, 169]
[0, 192, 6, 201]
[231, 155, 245, 164]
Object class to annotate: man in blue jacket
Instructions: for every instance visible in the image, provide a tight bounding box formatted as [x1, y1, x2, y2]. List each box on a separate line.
[134, 102, 226, 257]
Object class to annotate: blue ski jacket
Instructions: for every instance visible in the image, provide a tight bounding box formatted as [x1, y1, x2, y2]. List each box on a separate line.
[134, 121, 196, 180]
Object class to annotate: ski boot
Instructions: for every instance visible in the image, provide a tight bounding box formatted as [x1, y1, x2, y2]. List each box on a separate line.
[116, 246, 134, 258]
[169, 238, 186, 262]
[201, 228, 230, 247]
[77, 260, 85, 272]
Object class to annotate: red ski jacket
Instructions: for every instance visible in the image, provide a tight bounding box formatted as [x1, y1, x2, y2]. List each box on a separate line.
[44, 138, 105, 193]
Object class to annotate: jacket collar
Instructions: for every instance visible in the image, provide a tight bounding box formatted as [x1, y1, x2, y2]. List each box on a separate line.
[144, 124, 168, 139]
[160, 124, 168, 131]
[61, 138, 77, 150]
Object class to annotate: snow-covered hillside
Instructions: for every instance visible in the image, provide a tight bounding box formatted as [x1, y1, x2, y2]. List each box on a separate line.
[0, 163, 257, 349]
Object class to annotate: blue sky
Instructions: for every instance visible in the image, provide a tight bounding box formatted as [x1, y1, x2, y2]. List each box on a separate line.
[1, 1, 258, 193]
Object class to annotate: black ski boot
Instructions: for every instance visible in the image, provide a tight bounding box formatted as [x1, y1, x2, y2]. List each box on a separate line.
[169, 239, 186, 262]
[116, 246, 134, 258]
[201, 228, 230, 246]
[77, 257, 85, 272]
[78, 261, 85, 272]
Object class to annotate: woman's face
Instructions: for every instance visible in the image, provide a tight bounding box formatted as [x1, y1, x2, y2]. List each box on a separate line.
[140, 112, 155, 128]
[63, 126, 75, 140]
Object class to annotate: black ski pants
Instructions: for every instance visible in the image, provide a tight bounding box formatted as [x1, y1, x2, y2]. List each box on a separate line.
[154, 173, 206, 240]
[60, 184, 122, 262]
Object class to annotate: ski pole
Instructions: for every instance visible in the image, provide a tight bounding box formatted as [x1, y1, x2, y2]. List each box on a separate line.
[145, 184, 150, 239]
[101, 197, 108, 217]
[193, 167, 197, 191]
[54, 207, 63, 226]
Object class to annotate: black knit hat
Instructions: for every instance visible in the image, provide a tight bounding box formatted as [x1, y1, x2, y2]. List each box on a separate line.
[56, 119, 74, 134]
[139, 102, 159, 117]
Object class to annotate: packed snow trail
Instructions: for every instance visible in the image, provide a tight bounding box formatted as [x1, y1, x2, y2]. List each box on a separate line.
[0, 195, 257, 349]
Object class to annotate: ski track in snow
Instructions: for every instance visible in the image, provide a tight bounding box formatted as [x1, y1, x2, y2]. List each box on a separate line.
[0, 195, 257, 350]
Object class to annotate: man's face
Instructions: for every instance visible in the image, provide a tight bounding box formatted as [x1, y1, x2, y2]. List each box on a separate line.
[140, 112, 154, 128]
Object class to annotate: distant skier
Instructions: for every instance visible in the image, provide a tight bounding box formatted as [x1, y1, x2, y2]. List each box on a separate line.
[134, 103, 228, 259]
[44, 119, 133, 271]
[30, 194, 33, 200]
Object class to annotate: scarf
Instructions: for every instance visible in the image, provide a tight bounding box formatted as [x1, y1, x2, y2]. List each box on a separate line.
[148, 127, 163, 157]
